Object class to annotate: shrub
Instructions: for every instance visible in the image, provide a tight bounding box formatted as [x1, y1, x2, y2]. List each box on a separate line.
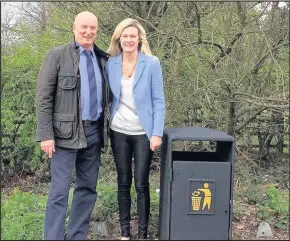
[1, 188, 46, 240]
[257, 184, 289, 230]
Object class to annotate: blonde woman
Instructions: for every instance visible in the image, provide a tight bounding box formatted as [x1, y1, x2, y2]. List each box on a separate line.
[106, 18, 165, 240]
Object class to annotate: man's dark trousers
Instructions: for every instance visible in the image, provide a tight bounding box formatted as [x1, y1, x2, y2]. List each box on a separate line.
[44, 123, 101, 240]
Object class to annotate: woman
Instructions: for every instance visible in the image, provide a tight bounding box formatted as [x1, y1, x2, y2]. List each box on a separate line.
[106, 18, 165, 240]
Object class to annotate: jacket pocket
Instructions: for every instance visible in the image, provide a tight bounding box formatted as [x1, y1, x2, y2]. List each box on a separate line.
[53, 113, 75, 139]
[58, 72, 77, 89]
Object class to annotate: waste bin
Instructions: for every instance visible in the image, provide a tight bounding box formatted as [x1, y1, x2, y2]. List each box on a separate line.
[158, 127, 235, 240]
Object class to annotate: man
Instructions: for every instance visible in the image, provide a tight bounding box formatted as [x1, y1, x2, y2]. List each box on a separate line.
[35, 11, 109, 240]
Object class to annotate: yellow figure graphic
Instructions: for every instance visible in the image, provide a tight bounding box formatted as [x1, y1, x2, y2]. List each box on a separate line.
[197, 183, 212, 210]
[191, 183, 212, 211]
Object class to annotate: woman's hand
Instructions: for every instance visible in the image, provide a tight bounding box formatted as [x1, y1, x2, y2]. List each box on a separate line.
[150, 135, 162, 151]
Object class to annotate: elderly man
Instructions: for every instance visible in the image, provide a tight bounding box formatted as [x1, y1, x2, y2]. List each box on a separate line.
[35, 11, 109, 240]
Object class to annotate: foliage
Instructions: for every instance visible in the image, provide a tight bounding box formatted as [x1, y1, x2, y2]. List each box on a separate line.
[234, 157, 289, 231]
[1, 3, 289, 238]
[92, 179, 119, 221]
[92, 174, 160, 222]
[257, 184, 289, 230]
[1, 176, 288, 240]
[0, 177, 161, 240]
[1, 189, 46, 240]
[1, 1, 288, 179]
[233, 203, 248, 219]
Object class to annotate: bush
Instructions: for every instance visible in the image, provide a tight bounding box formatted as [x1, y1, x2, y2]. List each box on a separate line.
[1, 189, 46, 240]
[256, 184, 289, 230]
[92, 180, 118, 221]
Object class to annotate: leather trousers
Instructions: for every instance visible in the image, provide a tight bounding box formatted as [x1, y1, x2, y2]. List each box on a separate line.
[110, 129, 153, 239]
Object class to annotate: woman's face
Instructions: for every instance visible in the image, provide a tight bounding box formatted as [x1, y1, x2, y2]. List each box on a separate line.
[119, 26, 140, 54]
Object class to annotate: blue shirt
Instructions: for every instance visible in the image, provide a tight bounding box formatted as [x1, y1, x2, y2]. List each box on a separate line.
[78, 44, 103, 121]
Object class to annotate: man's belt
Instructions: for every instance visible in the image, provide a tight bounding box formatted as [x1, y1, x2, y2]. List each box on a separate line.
[82, 120, 99, 127]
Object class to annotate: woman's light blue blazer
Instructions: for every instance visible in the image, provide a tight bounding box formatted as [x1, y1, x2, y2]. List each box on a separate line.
[105, 52, 166, 140]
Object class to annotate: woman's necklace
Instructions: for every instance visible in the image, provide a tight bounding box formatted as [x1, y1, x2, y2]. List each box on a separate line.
[122, 61, 137, 78]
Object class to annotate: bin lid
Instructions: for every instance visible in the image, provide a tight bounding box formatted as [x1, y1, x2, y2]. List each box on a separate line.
[164, 127, 234, 142]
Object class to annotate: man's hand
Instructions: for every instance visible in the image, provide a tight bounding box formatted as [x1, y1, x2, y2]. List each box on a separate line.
[41, 139, 55, 158]
[150, 136, 162, 151]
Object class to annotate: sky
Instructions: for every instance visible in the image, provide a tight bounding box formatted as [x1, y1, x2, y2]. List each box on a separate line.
[1, 2, 22, 24]
[1, 1, 288, 25]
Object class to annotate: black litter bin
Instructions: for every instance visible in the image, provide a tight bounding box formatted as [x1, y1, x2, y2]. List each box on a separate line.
[159, 127, 235, 240]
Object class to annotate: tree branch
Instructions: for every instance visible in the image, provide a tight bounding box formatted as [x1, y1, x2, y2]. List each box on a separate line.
[235, 107, 268, 133]
[233, 92, 289, 103]
[242, 98, 289, 109]
[235, 107, 261, 120]
[237, 41, 290, 85]
[236, 1, 246, 28]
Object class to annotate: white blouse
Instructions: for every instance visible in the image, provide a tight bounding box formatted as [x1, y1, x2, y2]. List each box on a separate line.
[110, 74, 146, 135]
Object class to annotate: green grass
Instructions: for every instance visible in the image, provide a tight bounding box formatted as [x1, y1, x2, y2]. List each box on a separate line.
[234, 161, 289, 231]
[1, 172, 161, 240]
[1, 188, 47, 240]
[93, 174, 160, 222]
[92, 179, 118, 221]
[2, 170, 288, 240]
[256, 185, 289, 230]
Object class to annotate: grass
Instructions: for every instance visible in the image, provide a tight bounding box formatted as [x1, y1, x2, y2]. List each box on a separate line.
[91, 179, 118, 221]
[1, 168, 288, 240]
[256, 184, 289, 230]
[92, 172, 161, 222]
[1, 188, 47, 240]
[234, 160, 289, 231]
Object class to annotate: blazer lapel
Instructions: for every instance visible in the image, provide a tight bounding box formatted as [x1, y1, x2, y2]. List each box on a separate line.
[115, 54, 122, 97]
[133, 52, 146, 89]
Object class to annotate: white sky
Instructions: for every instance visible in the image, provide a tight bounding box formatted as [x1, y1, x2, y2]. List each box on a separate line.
[1, 2, 22, 24]
[1, 1, 288, 25]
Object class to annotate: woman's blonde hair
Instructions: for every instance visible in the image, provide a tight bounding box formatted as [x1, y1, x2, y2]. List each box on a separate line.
[107, 18, 152, 56]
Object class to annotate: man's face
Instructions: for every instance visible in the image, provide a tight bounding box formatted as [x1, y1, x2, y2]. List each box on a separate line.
[73, 15, 98, 49]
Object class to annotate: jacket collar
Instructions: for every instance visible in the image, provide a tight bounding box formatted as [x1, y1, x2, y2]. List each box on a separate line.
[71, 40, 109, 60]
[114, 51, 146, 89]
[114, 51, 145, 63]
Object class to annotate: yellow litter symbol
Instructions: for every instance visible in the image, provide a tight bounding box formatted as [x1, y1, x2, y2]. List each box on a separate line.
[191, 183, 212, 211]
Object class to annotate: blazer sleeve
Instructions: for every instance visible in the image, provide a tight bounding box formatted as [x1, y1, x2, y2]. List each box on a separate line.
[151, 57, 166, 137]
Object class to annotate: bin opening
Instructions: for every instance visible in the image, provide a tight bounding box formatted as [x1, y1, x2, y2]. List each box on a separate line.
[172, 140, 217, 152]
[171, 140, 233, 162]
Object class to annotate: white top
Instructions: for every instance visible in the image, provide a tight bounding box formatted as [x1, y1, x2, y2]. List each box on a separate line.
[110, 74, 146, 135]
